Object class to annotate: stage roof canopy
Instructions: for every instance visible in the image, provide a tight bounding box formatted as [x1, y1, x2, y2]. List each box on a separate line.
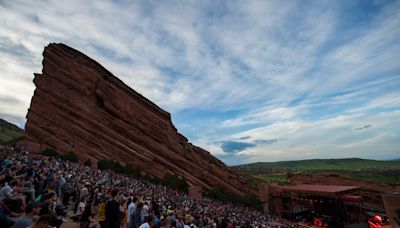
[281, 184, 360, 196]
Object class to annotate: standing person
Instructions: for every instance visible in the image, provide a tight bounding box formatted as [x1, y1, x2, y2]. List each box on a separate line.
[97, 196, 106, 228]
[105, 189, 120, 228]
[141, 201, 149, 223]
[22, 176, 35, 203]
[151, 200, 160, 218]
[80, 183, 89, 202]
[55, 174, 65, 198]
[62, 181, 72, 206]
[133, 202, 143, 228]
[13, 202, 41, 228]
[75, 197, 87, 221]
[118, 193, 129, 228]
[80, 201, 92, 228]
[81, 200, 100, 228]
[127, 197, 137, 228]
[167, 210, 176, 228]
[125, 197, 136, 228]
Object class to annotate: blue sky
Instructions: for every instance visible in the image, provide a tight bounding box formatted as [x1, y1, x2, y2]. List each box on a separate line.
[0, 0, 399, 165]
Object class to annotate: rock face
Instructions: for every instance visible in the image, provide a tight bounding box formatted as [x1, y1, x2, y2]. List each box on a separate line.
[24, 43, 254, 195]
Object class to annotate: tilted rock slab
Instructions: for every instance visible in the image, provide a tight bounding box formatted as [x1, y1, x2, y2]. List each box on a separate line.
[24, 43, 254, 196]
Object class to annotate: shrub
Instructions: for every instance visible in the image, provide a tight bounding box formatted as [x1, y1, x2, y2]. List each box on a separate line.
[163, 173, 189, 193]
[244, 177, 259, 188]
[149, 175, 162, 185]
[60, 151, 78, 162]
[41, 148, 60, 158]
[41, 149, 79, 163]
[140, 173, 162, 185]
[2, 136, 24, 146]
[133, 167, 141, 179]
[97, 159, 134, 174]
[203, 186, 262, 210]
[124, 164, 134, 174]
[84, 159, 92, 167]
[97, 160, 114, 170]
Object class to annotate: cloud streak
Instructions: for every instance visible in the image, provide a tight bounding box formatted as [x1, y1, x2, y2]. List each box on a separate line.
[354, 125, 372, 131]
[0, 0, 399, 165]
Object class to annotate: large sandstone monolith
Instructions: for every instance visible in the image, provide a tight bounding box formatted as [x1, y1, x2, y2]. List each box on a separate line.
[24, 43, 254, 196]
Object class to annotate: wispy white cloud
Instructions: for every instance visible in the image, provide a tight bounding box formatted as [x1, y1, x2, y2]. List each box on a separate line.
[0, 0, 399, 164]
[217, 110, 400, 164]
[221, 106, 301, 128]
[347, 92, 400, 113]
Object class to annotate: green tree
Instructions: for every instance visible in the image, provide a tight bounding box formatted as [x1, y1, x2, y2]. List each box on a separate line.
[41, 148, 60, 158]
[60, 151, 78, 162]
[97, 159, 135, 174]
[203, 186, 262, 210]
[163, 173, 189, 193]
[84, 159, 92, 167]
[133, 167, 141, 179]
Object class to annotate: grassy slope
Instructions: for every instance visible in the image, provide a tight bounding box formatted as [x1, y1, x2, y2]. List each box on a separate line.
[232, 158, 400, 174]
[0, 119, 24, 145]
[232, 158, 400, 184]
[256, 174, 291, 185]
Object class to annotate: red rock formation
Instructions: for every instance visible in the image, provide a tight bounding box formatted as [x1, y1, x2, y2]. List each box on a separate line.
[24, 43, 254, 196]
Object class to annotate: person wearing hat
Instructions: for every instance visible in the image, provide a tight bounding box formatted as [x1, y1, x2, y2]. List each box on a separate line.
[13, 201, 41, 228]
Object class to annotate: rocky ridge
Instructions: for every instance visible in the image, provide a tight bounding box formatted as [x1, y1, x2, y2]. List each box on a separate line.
[24, 43, 254, 196]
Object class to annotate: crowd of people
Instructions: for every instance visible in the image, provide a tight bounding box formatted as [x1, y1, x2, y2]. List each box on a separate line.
[0, 146, 298, 228]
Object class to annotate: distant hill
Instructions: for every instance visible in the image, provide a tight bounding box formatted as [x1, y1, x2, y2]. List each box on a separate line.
[231, 158, 400, 175]
[0, 119, 24, 145]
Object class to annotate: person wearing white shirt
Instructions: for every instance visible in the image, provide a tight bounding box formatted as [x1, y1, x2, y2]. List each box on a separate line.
[139, 216, 151, 228]
[127, 197, 137, 227]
